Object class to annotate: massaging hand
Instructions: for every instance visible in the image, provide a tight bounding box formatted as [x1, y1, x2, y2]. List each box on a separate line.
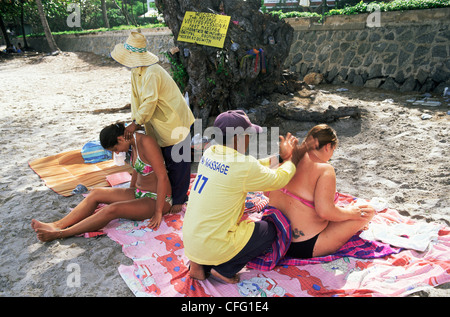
[279, 132, 299, 161]
[124, 121, 138, 141]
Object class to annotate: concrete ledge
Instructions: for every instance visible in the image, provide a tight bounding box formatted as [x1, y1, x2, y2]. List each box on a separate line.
[286, 7, 450, 31]
[19, 27, 174, 61]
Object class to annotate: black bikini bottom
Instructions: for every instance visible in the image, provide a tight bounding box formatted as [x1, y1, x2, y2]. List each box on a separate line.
[286, 233, 320, 259]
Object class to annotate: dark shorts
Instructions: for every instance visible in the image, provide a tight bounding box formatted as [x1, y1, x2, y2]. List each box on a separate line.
[285, 233, 320, 259]
[204, 220, 276, 278]
[161, 135, 191, 206]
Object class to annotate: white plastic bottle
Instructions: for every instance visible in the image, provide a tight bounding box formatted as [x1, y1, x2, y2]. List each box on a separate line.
[113, 152, 126, 166]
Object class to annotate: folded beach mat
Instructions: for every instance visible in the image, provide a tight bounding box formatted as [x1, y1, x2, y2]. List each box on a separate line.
[29, 149, 133, 196]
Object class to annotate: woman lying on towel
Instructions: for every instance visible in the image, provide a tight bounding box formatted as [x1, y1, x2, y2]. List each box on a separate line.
[31, 122, 172, 242]
[269, 124, 376, 259]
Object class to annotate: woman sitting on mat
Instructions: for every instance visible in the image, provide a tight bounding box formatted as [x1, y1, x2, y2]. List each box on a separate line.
[31, 122, 171, 242]
[268, 124, 376, 259]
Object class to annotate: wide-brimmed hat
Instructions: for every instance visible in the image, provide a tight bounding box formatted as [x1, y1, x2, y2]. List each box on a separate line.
[214, 110, 263, 136]
[110, 32, 159, 68]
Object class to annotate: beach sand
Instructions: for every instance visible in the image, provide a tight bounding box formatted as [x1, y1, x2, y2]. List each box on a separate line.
[0, 52, 448, 296]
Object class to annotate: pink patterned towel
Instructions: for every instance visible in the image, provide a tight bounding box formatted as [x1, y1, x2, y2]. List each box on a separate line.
[247, 205, 401, 271]
[98, 191, 450, 297]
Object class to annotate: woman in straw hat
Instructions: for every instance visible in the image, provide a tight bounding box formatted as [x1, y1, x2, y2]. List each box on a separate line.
[111, 32, 195, 214]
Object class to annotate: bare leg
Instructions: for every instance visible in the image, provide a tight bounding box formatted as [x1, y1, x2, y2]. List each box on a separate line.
[31, 187, 134, 233]
[313, 210, 374, 257]
[57, 187, 135, 229]
[32, 188, 170, 242]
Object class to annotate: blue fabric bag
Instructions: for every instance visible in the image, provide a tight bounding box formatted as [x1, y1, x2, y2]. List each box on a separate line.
[81, 140, 112, 163]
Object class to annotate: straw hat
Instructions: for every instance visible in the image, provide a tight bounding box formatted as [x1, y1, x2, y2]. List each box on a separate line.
[110, 32, 159, 68]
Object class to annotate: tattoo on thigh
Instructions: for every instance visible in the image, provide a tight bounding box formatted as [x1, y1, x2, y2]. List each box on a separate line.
[292, 228, 305, 239]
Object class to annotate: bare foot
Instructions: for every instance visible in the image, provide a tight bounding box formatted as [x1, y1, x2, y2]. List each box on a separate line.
[31, 219, 62, 242]
[211, 269, 239, 284]
[168, 204, 183, 214]
[31, 219, 59, 232]
[189, 262, 206, 280]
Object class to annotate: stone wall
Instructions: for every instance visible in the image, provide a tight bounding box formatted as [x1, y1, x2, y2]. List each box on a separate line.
[16, 8, 450, 93]
[285, 8, 450, 93]
[15, 27, 174, 63]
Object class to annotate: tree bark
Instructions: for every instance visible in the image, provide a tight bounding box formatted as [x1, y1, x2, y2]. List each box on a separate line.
[0, 11, 12, 48]
[35, 0, 60, 53]
[278, 104, 361, 123]
[155, 0, 293, 127]
[19, 0, 29, 49]
[101, 0, 110, 28]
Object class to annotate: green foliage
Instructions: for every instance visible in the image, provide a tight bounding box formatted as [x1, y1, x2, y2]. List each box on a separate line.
[1, 0, 164, 35]
[269, 10, 321, 19]
[163, 52, 188, 92]
[21, 23, 165, 38]
[216, 50, 229, 77]
[265, 0, 450, 19]
[325, 0, 450, 17]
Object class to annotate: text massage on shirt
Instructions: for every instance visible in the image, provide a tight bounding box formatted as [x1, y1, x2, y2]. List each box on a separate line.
[200, 156, 230, 175]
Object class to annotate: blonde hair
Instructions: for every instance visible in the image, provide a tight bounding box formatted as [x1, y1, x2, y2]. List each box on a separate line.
[306, 124, 338, 149]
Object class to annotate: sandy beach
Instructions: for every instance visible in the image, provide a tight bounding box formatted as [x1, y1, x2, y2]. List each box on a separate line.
[0, 52, 448, 296]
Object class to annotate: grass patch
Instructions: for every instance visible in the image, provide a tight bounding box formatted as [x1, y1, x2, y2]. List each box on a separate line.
[21, 23, 167, 38]
[269, 0, 450, 19]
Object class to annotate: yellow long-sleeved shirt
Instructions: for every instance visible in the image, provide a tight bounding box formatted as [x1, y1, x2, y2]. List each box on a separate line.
[183, 145, 296, 265]
[131, 64, 195, 147]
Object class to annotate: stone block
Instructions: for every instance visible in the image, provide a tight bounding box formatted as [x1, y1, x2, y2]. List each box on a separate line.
[369, 32, 381, 42]
[400, 77, 417, 92]
[432, 45, 447, 59]
[380, 77, 399, 91]
[398, 50, 411, 68]
[342, 51, 356, 67]
[414, 46, 429, 59]
[353, 74, 364, 87]
[326, 66, 339, 82]
[368, 64, 383, 79]
[372, 42, 388, 53]
[365, 78, 383, 88]
[292, 53, 303, 65]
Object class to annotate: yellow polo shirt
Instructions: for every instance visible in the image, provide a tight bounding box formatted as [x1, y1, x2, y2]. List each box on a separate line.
[183, 145, 296, 265]
[131, 64, 195, 147]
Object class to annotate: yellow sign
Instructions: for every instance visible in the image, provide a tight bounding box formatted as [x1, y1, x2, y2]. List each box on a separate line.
[177, 11, 231, 48]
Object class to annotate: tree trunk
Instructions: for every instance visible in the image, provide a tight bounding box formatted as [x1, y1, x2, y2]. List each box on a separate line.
[122, 0, 131, 25]
[0, 12, 12, 48]
[155, 0, 293, 127]
[35, 0, 60, 53]
[20, 0, 29, 49]
[101, 0, 110, 28]
[129, 0, 138, 26]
